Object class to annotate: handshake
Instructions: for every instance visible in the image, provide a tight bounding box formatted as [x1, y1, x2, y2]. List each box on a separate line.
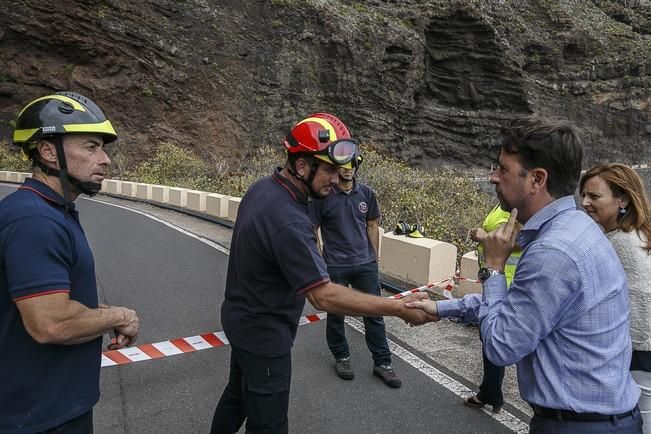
[397, 292, 440, 326]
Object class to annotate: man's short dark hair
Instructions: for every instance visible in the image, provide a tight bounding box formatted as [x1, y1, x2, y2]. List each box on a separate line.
[501, 116, 583, 198]
[286, 151, 321, 173]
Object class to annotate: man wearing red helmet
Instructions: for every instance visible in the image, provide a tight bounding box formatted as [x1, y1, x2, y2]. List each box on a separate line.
[211, 113, 434, 434]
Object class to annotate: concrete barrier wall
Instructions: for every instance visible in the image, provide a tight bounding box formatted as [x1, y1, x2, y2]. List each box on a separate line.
[105, 179, 122, 195]
[206, 193, 230, 218]
[135, 183, 153, 200]
[186, 190, 208, 212]
[0, 172, 464, 289]
[168, 187, 188, 207]
[455, 250, 482, 297]
[7, 172, 22, 183]
[121, 181, 137, 197]
[151, 185, 169, 203]
[227, 197, 241, 222]
[380, 232, 457, 288]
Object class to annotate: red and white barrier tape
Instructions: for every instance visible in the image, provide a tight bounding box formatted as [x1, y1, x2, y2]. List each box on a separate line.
[102, 313, 328, 367]
[101, 277, 468, 368]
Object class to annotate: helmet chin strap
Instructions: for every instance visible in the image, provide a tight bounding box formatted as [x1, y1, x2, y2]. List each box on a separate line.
[287, 158, 321, 197]
[33, 137, 101, 212]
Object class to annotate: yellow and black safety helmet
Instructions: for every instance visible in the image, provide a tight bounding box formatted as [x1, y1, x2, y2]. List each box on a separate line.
[12, 91, 117, 158]
[11, 92, 117, 205]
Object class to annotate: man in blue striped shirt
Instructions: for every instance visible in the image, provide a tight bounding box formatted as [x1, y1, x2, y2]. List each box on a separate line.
[408, 116, 642, 433]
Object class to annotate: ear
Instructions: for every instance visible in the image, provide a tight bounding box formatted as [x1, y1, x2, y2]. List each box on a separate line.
[619, 194, 631, 209]
[35, 140, 58, 164]
[294, 156, 310, 179]
[529, 168, 548, 194]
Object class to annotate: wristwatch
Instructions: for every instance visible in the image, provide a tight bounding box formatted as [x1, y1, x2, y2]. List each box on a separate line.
[477, 267, 505, 283]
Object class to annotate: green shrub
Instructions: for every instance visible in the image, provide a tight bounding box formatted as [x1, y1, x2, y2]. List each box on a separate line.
[127, 142, 283, 197]
[0, 140, 30, 172]
[127, 142, 226, 192]
[127, 142, 492, 257]
[358, 147, 493, 257]
[218, 144, 284, 197]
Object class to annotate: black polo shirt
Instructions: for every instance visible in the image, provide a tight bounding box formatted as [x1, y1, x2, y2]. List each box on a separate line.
[0, 178, 101, 433]
[309, 182, 380, 267]
[220, 168, 330, 357]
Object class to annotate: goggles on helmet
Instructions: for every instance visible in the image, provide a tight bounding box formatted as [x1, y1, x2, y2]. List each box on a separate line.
[313, 139, 359, 169]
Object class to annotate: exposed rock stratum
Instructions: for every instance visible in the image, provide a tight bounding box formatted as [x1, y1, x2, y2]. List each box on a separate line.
[0, 0, 649, 169]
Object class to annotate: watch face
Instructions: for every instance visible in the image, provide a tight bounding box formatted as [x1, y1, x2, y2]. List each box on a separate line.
[478, 267, 490, 282]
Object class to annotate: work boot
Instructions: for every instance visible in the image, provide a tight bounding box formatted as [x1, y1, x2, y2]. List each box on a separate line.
[334, 357, 354, 380]
[373, 364, 402, 388]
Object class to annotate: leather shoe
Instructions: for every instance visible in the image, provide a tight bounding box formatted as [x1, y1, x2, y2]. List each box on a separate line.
[464, 395, 502, 414]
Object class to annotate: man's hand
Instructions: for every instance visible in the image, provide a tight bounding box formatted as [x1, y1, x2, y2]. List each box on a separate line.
[403, 294, 440, 320]
[102, 306, 139, 350]
[398, 293, 439, 325]
[469, 227, 487, 243]
[482, 208, 520, 270]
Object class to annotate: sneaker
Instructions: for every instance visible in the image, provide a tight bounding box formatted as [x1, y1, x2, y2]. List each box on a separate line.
[334, 357, 354, 380]
[373, 364, 402, 388]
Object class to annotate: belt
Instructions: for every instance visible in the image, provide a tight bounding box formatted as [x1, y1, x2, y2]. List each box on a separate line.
[531, 404, 637, 422]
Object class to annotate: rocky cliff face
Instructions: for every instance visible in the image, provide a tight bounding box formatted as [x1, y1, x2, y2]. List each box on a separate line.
[0, 0, 649, 170]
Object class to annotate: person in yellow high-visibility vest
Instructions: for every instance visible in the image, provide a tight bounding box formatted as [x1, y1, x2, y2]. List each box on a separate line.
[465, 204, 522, 413]
[475, 205, 522, 286]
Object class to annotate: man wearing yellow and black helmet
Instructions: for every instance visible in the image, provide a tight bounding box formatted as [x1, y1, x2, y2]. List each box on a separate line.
[0, 92, 139, 434]
[211, 113, 435, 434]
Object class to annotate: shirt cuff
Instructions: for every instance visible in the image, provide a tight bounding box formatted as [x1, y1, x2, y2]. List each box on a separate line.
[481, 274, 508, 303]
[436, 299, 465, 318]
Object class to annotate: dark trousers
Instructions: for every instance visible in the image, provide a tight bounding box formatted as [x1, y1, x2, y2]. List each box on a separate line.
[529, 406, 643, 433]
[476, 346, 505, 407]
[211, 345, 291, 434]
[326, 261, 391, 366]
[41, 410, 93, 434]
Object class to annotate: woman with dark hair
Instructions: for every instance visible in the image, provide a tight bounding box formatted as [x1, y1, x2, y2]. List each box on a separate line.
[581, 163, 651, 433]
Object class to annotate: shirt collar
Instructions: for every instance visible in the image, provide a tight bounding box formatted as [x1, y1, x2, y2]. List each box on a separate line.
[332, 181, 358, 195]
[517, 196, 576, 248]
[19, 178, 77, 213]
[272, 167, 309, 205]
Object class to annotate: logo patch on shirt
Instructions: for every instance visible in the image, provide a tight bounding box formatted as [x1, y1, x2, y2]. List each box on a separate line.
[358, 202, 368, 213]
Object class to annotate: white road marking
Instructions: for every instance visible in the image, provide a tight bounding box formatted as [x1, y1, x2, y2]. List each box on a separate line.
[83, 197, 230, 255]
[88, 195, 529, 433]
[346, 317, 529, 434]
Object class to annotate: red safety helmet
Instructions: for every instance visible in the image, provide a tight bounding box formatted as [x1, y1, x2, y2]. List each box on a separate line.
[283, 113, 358, 169]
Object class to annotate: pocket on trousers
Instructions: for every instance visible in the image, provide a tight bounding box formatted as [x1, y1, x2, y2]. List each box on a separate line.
[247, 376, 290, 395]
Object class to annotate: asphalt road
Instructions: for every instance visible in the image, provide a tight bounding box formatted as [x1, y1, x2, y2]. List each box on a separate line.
[0, 183, 525, 434]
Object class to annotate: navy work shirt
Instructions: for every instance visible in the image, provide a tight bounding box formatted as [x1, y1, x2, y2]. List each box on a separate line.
[0, 178, 102, 433]
[220, 168, 330, 357]
[309, 182, 380, 267]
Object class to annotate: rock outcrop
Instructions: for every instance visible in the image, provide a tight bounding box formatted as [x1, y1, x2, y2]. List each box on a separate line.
[0, 0, 649, 169]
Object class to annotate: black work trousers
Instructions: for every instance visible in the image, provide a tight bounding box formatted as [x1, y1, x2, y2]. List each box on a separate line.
[41, 410, 93, 434]
[476, 345, 505, 407]
[211, 345, 291, 434]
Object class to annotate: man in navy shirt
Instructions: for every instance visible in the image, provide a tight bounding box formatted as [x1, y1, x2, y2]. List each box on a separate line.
[211, 113, 434, 434]
[0, 92, 140, 433]
[309, 155, 401, 388]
